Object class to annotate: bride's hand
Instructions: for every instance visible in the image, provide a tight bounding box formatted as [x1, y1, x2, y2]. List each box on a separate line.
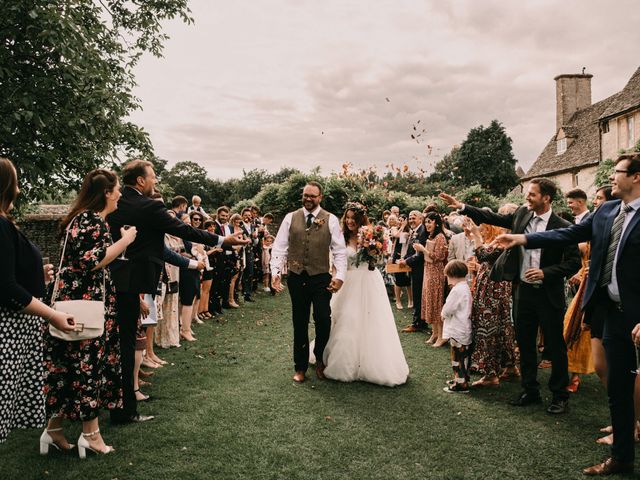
[327, 278, 343, 293]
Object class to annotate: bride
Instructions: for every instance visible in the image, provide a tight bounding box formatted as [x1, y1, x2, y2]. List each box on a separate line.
[316, 202, 409, 387]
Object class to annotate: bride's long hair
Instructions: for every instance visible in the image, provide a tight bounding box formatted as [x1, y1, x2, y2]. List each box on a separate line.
[341, 202, 369, 244]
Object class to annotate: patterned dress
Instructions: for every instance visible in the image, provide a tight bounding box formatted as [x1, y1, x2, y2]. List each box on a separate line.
[421, 233, 448, 325]
[470, 246, 519, 376]
[0, 217, 47, 442]
[43, 211, 122, 421]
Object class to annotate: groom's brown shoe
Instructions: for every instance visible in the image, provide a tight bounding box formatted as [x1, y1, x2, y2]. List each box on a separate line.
[293, 371, 305, 383]
[316, 363, 326, 380]
[583, 457, 634, 476]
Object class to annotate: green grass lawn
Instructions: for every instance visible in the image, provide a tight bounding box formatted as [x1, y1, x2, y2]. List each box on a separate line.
[0, 290, 631, 480]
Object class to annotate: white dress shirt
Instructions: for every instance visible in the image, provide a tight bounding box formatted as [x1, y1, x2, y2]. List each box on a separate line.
[520, 208, 552, 284]
[574, 210, 589, 225]
[441, 281, 473, 346]
[607, 198, 640, 302]
[270, 206, 348, 281]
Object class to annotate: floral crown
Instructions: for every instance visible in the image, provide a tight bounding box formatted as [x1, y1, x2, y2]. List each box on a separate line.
[345, 201, 367, 215]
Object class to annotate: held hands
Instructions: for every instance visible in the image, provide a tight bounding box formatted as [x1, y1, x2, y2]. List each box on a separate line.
[413, 242, 425, 253]
[120, 226, 138, 245]
[223, 233, 250, 247]
[49, 311, 76, 333]
[439, 192, 463, 210]
[271, 275, 284, 293]
[492, 233, 527, 249]
[196, 261, 206, 271]
[327, 278, 343, 294]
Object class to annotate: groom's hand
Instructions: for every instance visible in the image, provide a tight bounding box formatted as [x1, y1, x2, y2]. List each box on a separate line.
[327, 278, 343, 293]
[272, 275, 284, 293]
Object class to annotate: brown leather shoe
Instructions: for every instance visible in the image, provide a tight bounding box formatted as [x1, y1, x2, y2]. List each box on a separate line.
[401, 325, 419, 333]
[293, 371, 305, 383]
[316, 363, 326, 380]
[583, 457, 634, 476]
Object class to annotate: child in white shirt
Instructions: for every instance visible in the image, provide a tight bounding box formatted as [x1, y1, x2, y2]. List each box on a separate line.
[441, 260, 473, 394]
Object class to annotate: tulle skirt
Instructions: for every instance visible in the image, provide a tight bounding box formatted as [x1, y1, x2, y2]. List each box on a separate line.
[322, 267, 409, 387]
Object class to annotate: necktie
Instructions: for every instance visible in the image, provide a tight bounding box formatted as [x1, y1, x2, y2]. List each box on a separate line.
[306, 213, 314, 229]
[599, 204, 633, 287]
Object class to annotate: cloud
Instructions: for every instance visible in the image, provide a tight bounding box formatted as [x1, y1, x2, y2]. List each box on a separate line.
[130, 0, 640, 181]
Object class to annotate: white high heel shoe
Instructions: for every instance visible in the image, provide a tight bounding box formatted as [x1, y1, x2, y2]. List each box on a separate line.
[39, 427, 75, 455]
[77, 429, 114, 459]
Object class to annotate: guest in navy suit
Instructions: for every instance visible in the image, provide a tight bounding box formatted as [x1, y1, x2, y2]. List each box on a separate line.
[495, 153, 640, 476]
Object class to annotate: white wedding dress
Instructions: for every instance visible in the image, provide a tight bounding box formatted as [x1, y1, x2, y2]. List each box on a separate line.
[320, 246, 409, 387]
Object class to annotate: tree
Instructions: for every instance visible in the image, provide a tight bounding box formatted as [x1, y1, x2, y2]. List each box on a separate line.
[164, 161, 216, 206]
[594, 158, 615, 188]
[0, 1, 192, 201]
[446, 120, 519, 196]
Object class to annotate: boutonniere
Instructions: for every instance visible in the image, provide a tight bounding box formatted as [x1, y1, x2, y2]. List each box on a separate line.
[306, 218, 326, 231]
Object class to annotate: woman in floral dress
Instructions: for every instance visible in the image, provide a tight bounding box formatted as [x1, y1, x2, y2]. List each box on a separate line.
[43, 169, 137, 457]
[414, 212, 448, 347]
[466, 218, 519, 387]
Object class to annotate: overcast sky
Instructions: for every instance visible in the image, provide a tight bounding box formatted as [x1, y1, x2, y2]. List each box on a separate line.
[129, 0, 640, 180]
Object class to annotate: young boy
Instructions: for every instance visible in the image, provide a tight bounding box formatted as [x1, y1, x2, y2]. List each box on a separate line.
[441, 260, 473, 394]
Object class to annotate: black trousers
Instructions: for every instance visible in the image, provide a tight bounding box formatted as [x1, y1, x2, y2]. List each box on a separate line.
[287, 271, 332, 372]
[410, 270, 427, 328]
[601, 296, 636, 463]
[514, 283, 569, 401]
[210, 257, 231, 311]
[242, 254, 254, 298]
[111, 291, 140, 421]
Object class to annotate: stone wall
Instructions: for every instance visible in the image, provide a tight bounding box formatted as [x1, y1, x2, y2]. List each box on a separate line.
[18, 205, 68, 266]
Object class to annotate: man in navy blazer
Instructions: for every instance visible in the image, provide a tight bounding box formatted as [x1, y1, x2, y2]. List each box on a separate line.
[496, 153, 640, 476]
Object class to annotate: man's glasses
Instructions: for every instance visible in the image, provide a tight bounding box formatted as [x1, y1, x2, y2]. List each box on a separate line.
[303, 194, 320, 199]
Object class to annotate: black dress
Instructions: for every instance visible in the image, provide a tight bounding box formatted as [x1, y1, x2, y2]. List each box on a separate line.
[0, 216, 46, 443]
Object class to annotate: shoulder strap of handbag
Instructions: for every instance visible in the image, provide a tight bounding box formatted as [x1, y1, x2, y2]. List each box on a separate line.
[50, 214, 106, 305]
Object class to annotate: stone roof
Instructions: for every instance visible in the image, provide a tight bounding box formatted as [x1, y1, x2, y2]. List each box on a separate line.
[599, 66, 640, 120]
[522, 94, 617, 180]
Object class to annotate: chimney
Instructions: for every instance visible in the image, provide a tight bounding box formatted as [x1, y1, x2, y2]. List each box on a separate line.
[554, 73, 592, 132]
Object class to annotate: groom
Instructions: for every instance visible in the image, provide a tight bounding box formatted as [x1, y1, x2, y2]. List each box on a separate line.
[270, 181, 348, 382]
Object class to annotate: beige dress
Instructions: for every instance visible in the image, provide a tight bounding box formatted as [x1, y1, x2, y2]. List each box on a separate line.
[156, 234, 182, 348]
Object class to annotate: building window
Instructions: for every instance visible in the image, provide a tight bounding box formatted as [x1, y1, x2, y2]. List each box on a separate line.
[602, 120, 610, 133]
[628, 116, 635, 148]
[557, 137, 567, 155]
[572, 172, 580, 187]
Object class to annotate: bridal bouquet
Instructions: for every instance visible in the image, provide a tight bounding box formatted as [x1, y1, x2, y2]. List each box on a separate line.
[356, 224, 388, 270]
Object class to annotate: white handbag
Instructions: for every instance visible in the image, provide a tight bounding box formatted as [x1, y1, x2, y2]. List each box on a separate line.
[49, 220, 106, 341]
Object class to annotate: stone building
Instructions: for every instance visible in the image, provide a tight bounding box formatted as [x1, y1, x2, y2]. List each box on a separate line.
[520, 66, 640, 196]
